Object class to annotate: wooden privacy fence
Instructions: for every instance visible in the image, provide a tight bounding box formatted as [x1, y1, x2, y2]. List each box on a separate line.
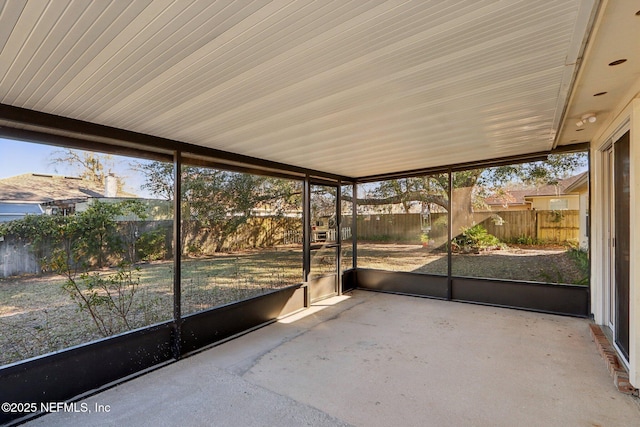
[476, 211, 536, 242]
[478, 210, 579, 243]
[355, 210, 580, 243]
[355, 213, 421, 242]
[0, 220, 173, 278]
[0, 211, 580, 277]
[538, 210, 580, 242]
[0, 234, 42, 278]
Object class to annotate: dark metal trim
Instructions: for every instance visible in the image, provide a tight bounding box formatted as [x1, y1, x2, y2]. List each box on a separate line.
[355, 143, 590, 183]
[172, 152, 182, 360]
[180, 152, 307, 181]
[451, 276, 589, 317]
[354, 269, 448, 299]
[0, 103, 349, 182]
[586, 148, 592, 317]
[352, 269, 589, 317]
[357, 166, 450, 183]
[309, 274, 338, 302]
[447, 169, 453, 300]
[308, 176, 342, 186]
[336, 182, 343, 295]
[180, 285, 305, 354]
[0, 283, 307, 425]
[0, 322, 174, 426]
[342, 269, 357, 292]
[350, 269, 589, 317]
[310, 243, 340, 250]
[303, 177, 311, 282]
[352, 183, 358, 269]
[0, 126, 173, 162]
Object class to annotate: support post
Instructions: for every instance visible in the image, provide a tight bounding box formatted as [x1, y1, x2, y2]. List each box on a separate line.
[303, 176, 311, 306]
[172, 152, 182, 359]
[447, 169, 453, 300]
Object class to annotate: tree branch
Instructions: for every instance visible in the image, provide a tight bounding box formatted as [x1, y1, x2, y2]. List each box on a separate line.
[342, 193, 450, 211]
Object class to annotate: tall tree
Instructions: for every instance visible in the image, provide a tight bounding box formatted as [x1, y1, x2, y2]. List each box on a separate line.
[51, 148, 124, 191]
[135, 161, 174, 200]
[349, 152, 587, 235]
[138, 161, 302, 253]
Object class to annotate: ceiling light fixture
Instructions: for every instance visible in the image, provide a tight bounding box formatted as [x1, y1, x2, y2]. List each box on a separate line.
[575, 113, 597, 127]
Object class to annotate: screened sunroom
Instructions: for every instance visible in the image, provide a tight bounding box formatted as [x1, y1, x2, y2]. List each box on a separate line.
[1, 1, 639, 425]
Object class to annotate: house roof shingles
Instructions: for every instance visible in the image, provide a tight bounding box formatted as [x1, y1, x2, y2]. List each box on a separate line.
[485, 172, 587, 207]
[0, 174, 134, 203]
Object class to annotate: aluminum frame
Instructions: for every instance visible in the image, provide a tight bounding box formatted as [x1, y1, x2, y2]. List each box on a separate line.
[0, 104, 591, 425]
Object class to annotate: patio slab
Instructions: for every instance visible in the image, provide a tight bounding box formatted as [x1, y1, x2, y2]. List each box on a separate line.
[25, 290, 640, 426]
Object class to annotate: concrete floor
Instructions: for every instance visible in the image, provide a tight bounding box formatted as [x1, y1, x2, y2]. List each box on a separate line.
[27, 291, 640, 426]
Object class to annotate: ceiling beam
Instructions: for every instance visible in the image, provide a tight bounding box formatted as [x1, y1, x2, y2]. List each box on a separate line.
[0, 104, 350, 182]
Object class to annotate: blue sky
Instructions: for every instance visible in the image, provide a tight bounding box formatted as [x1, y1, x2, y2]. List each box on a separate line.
[2, 137, 587, 198]
[0, 138, 58, 178]
[0, 137, 154, 197]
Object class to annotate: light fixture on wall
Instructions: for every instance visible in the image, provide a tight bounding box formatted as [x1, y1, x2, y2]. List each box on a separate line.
[575, 113, 597, 127]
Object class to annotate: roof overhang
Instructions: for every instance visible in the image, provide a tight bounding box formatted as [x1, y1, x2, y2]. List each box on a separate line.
[0, 1, 636, 178]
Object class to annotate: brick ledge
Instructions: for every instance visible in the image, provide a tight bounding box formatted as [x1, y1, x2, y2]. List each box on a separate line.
[589, 324, 639, 396]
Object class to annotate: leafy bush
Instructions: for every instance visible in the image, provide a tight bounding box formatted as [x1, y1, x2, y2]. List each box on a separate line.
[567, 246, 589, 286]
[452, 224, 502, 253]
[507, 235, 548, 246]
[62, 262, 140, 336]
[136, 228, 168, 262]
[1, 200, 163, 336]
[186, 243, 203, 256]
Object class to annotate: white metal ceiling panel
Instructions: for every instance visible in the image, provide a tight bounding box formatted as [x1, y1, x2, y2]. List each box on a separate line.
[0, 0, 599, 177]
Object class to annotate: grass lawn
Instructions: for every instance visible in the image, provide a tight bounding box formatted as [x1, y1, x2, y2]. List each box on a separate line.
[356, 243, 586, 284]
[0, 244, 586, 366]
[0, 247, 303, 365]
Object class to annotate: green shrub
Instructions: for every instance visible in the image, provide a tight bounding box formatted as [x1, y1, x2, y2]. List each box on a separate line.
[136, 228, 167, 262]
[1, 201, 157, 336]
[452, 224, 502, 252]
[507, 235, 547, 246]
[567, 246, 589, 286]
[186, 243, 203, 256]
[60, 262, 163, 336]
[512, 235, 535, 245]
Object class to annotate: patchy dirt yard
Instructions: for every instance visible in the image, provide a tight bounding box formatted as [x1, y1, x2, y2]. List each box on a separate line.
[357, 243, 586, 283]
[0, 249, 303, 365]
[0, 244, 586, 366]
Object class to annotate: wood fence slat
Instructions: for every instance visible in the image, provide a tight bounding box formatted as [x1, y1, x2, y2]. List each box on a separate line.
[354, 210, 580, 243]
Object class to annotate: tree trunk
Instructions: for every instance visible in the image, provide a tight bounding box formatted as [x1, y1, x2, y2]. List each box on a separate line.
[451, 186, 474, 239]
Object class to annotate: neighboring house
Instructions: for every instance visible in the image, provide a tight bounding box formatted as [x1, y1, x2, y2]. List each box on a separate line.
[482, 172, 587, 212]
[0, 173, 135, 221]
[564, 172, 589, 250]
[0, 202, 43, 222]
[482, 188, 532, 211]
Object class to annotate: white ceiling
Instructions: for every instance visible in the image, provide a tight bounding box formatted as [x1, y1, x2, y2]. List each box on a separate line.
[556, 0, 640, 148]
[0, 0, 636, 178]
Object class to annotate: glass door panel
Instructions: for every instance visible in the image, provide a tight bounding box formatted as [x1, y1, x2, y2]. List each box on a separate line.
[311, 184, 337, 244]
[309, 184, 339, 301]
[614, 132, 630, 360]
